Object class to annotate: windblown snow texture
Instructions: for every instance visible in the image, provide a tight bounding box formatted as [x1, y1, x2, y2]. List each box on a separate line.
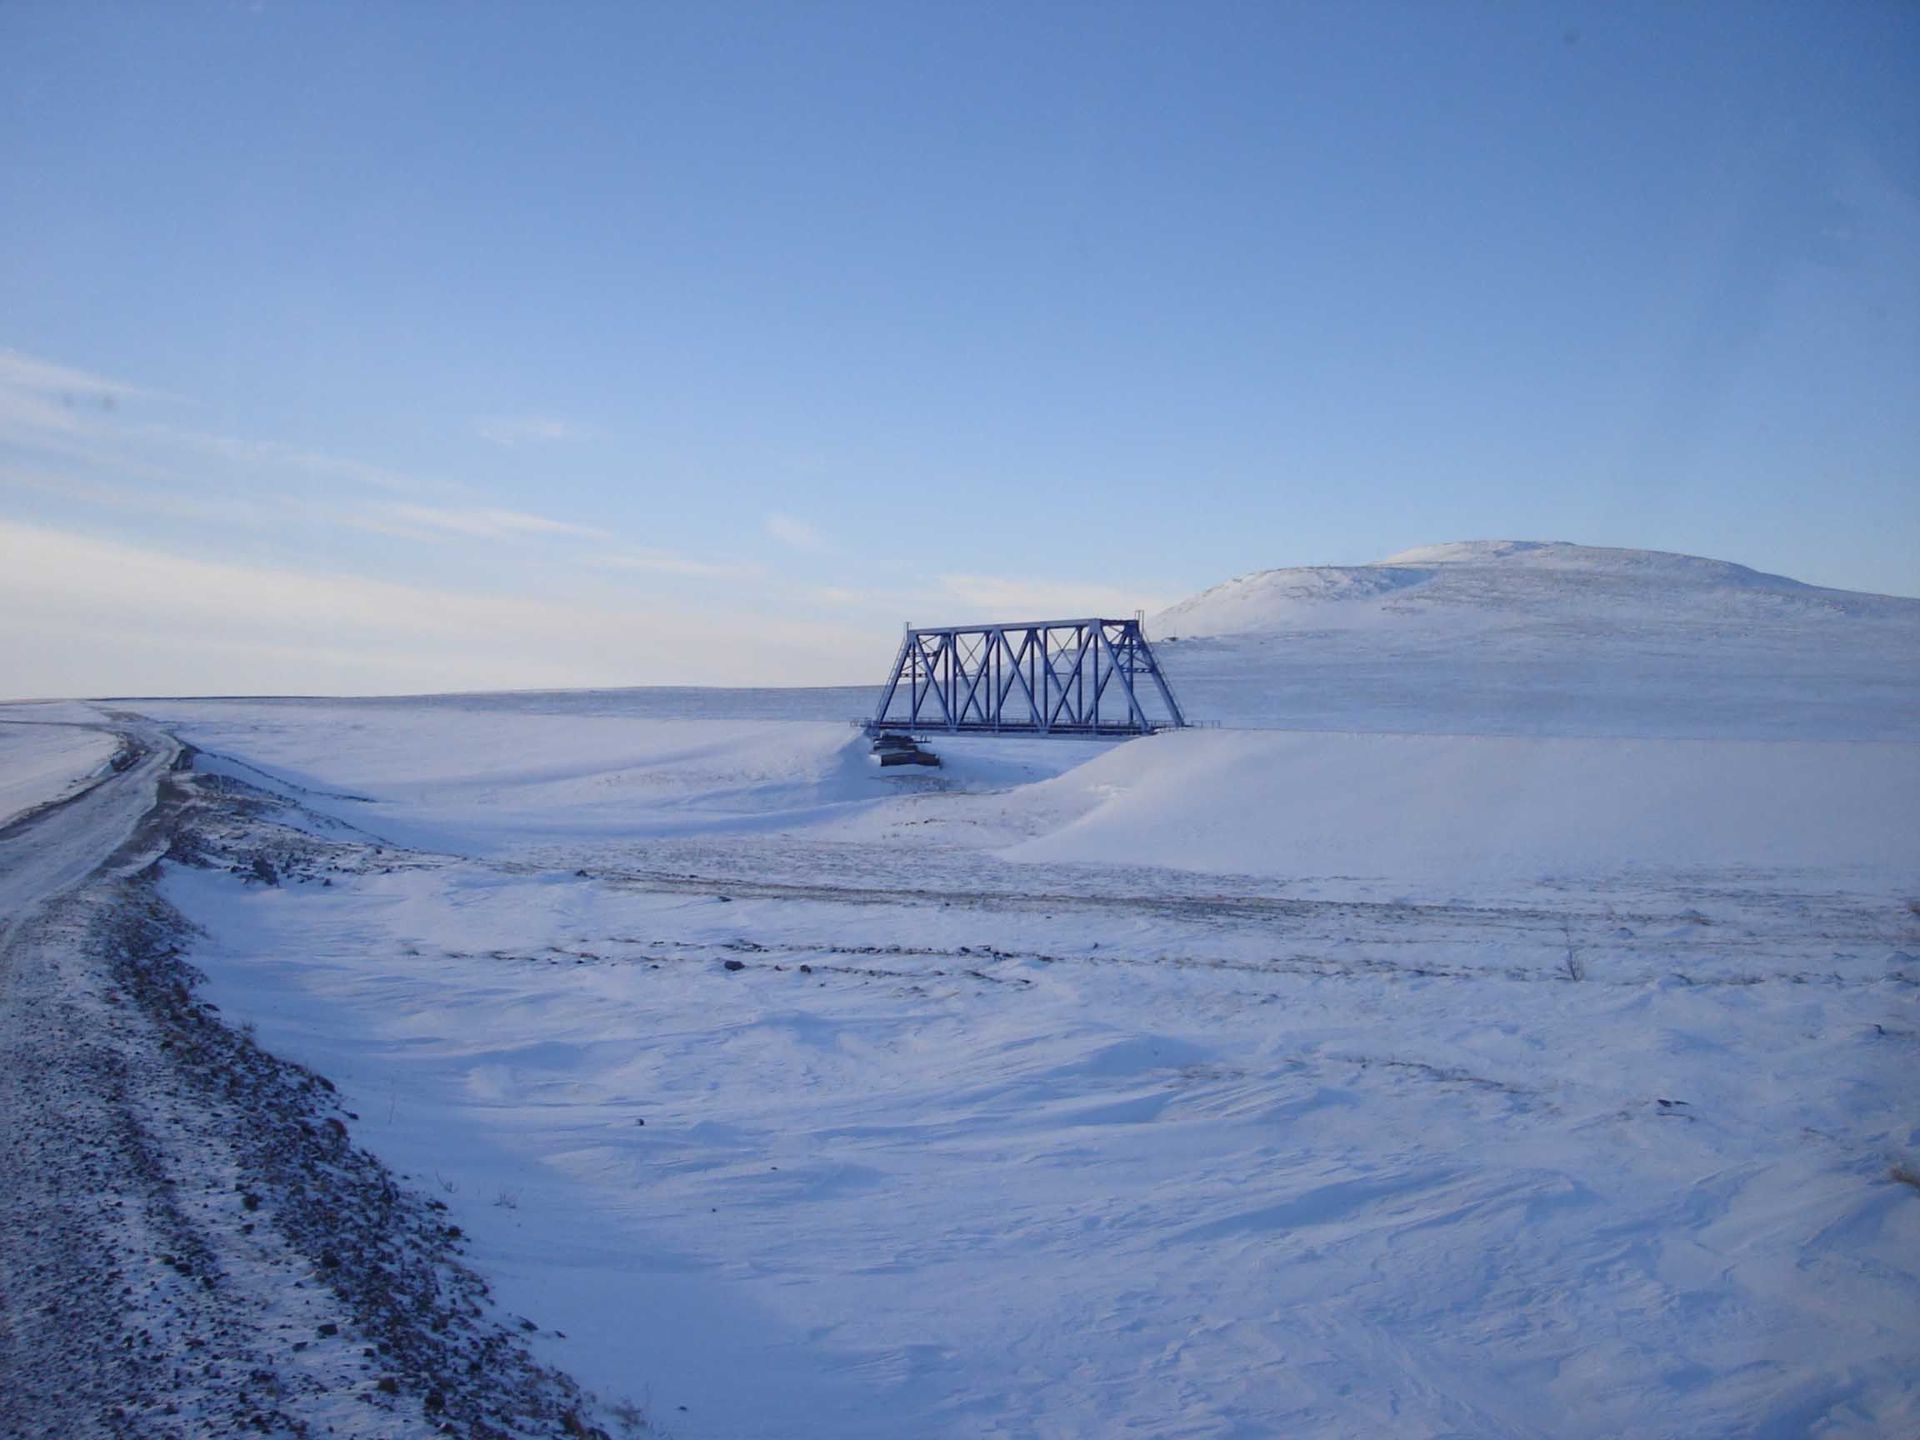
[7, 542, 1915, 1439]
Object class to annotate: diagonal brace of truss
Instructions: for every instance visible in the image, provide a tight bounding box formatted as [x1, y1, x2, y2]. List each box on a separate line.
[870, 617, 1187, 737]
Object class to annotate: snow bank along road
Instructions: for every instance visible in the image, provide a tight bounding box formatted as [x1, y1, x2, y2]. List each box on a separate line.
[0, 712, 628, 1440]
[111, 690, 1920, 1440]
[0, 715, 127, 834]
[0, 715, 167, 928]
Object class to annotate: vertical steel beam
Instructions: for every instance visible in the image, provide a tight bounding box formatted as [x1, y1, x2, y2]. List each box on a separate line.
[871, 617, 1187, 736]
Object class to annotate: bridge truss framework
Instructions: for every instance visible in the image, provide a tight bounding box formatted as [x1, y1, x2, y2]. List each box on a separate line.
[870, 617, 1187, 737]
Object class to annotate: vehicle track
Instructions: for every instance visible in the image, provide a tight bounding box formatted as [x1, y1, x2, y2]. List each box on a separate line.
[1, 724, 624, 1439]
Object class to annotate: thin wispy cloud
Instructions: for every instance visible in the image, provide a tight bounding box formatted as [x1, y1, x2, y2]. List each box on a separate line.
[476, 415, 586, 446]
[145, 423, 437, 498]
[1, 345, 761, 612]
[764, 512, 827, 551]
[0, 348, 148, 438]
[0, 348, 151, 404]
[2, 344, 1172, 693]
[0, 464, 312, 532]
[586, 546, 756, 580]
[0, 518, 874, 696]
[362, 501, 612, 542]
[806, 585, 867, 607]
[0, 355, 441, 501]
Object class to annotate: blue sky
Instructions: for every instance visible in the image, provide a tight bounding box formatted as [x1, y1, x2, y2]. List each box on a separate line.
[2, 1, 1915, 694]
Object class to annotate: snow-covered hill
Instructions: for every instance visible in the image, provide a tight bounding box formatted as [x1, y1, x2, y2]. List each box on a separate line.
[1150, 540, 1920, 739]
[1156, 539, 1919, 637]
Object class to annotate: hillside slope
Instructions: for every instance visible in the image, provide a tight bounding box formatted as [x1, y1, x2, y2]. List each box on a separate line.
[1150, 541, 1920, 739]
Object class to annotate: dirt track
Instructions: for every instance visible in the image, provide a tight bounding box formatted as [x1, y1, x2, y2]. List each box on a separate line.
[0, 726, 620, 1440]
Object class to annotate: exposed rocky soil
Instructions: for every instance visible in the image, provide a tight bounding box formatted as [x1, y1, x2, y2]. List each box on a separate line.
[0, 751, 636, 1439]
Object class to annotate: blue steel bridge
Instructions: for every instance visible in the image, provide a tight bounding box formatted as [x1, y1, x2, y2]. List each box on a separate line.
[869, 617, 1187, 738]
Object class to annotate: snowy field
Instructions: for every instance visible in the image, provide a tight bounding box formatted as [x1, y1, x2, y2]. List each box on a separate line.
[100, 545, 1920, 1437]
[0, 710, 121, 828]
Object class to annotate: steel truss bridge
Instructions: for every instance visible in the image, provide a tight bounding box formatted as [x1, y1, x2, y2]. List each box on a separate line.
[870, 618, 1187, 737]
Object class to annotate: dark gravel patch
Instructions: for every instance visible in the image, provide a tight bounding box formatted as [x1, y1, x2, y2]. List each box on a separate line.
[0, 764, 636, 1440]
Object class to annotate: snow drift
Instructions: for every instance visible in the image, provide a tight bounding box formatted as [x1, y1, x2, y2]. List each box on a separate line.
[998, 728, 1920, 885]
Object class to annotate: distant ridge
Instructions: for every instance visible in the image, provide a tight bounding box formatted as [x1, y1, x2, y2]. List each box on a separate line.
[1153, 541, 1917, 640]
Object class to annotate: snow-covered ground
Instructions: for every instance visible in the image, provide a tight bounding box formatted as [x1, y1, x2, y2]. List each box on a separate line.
[96, 542, 1920, 1437]
[1152, 540, 1920, 740]
[0, 712, 121, 828]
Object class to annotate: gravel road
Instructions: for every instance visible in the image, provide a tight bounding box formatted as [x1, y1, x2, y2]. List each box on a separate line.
[0, 720, 622, 1440]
